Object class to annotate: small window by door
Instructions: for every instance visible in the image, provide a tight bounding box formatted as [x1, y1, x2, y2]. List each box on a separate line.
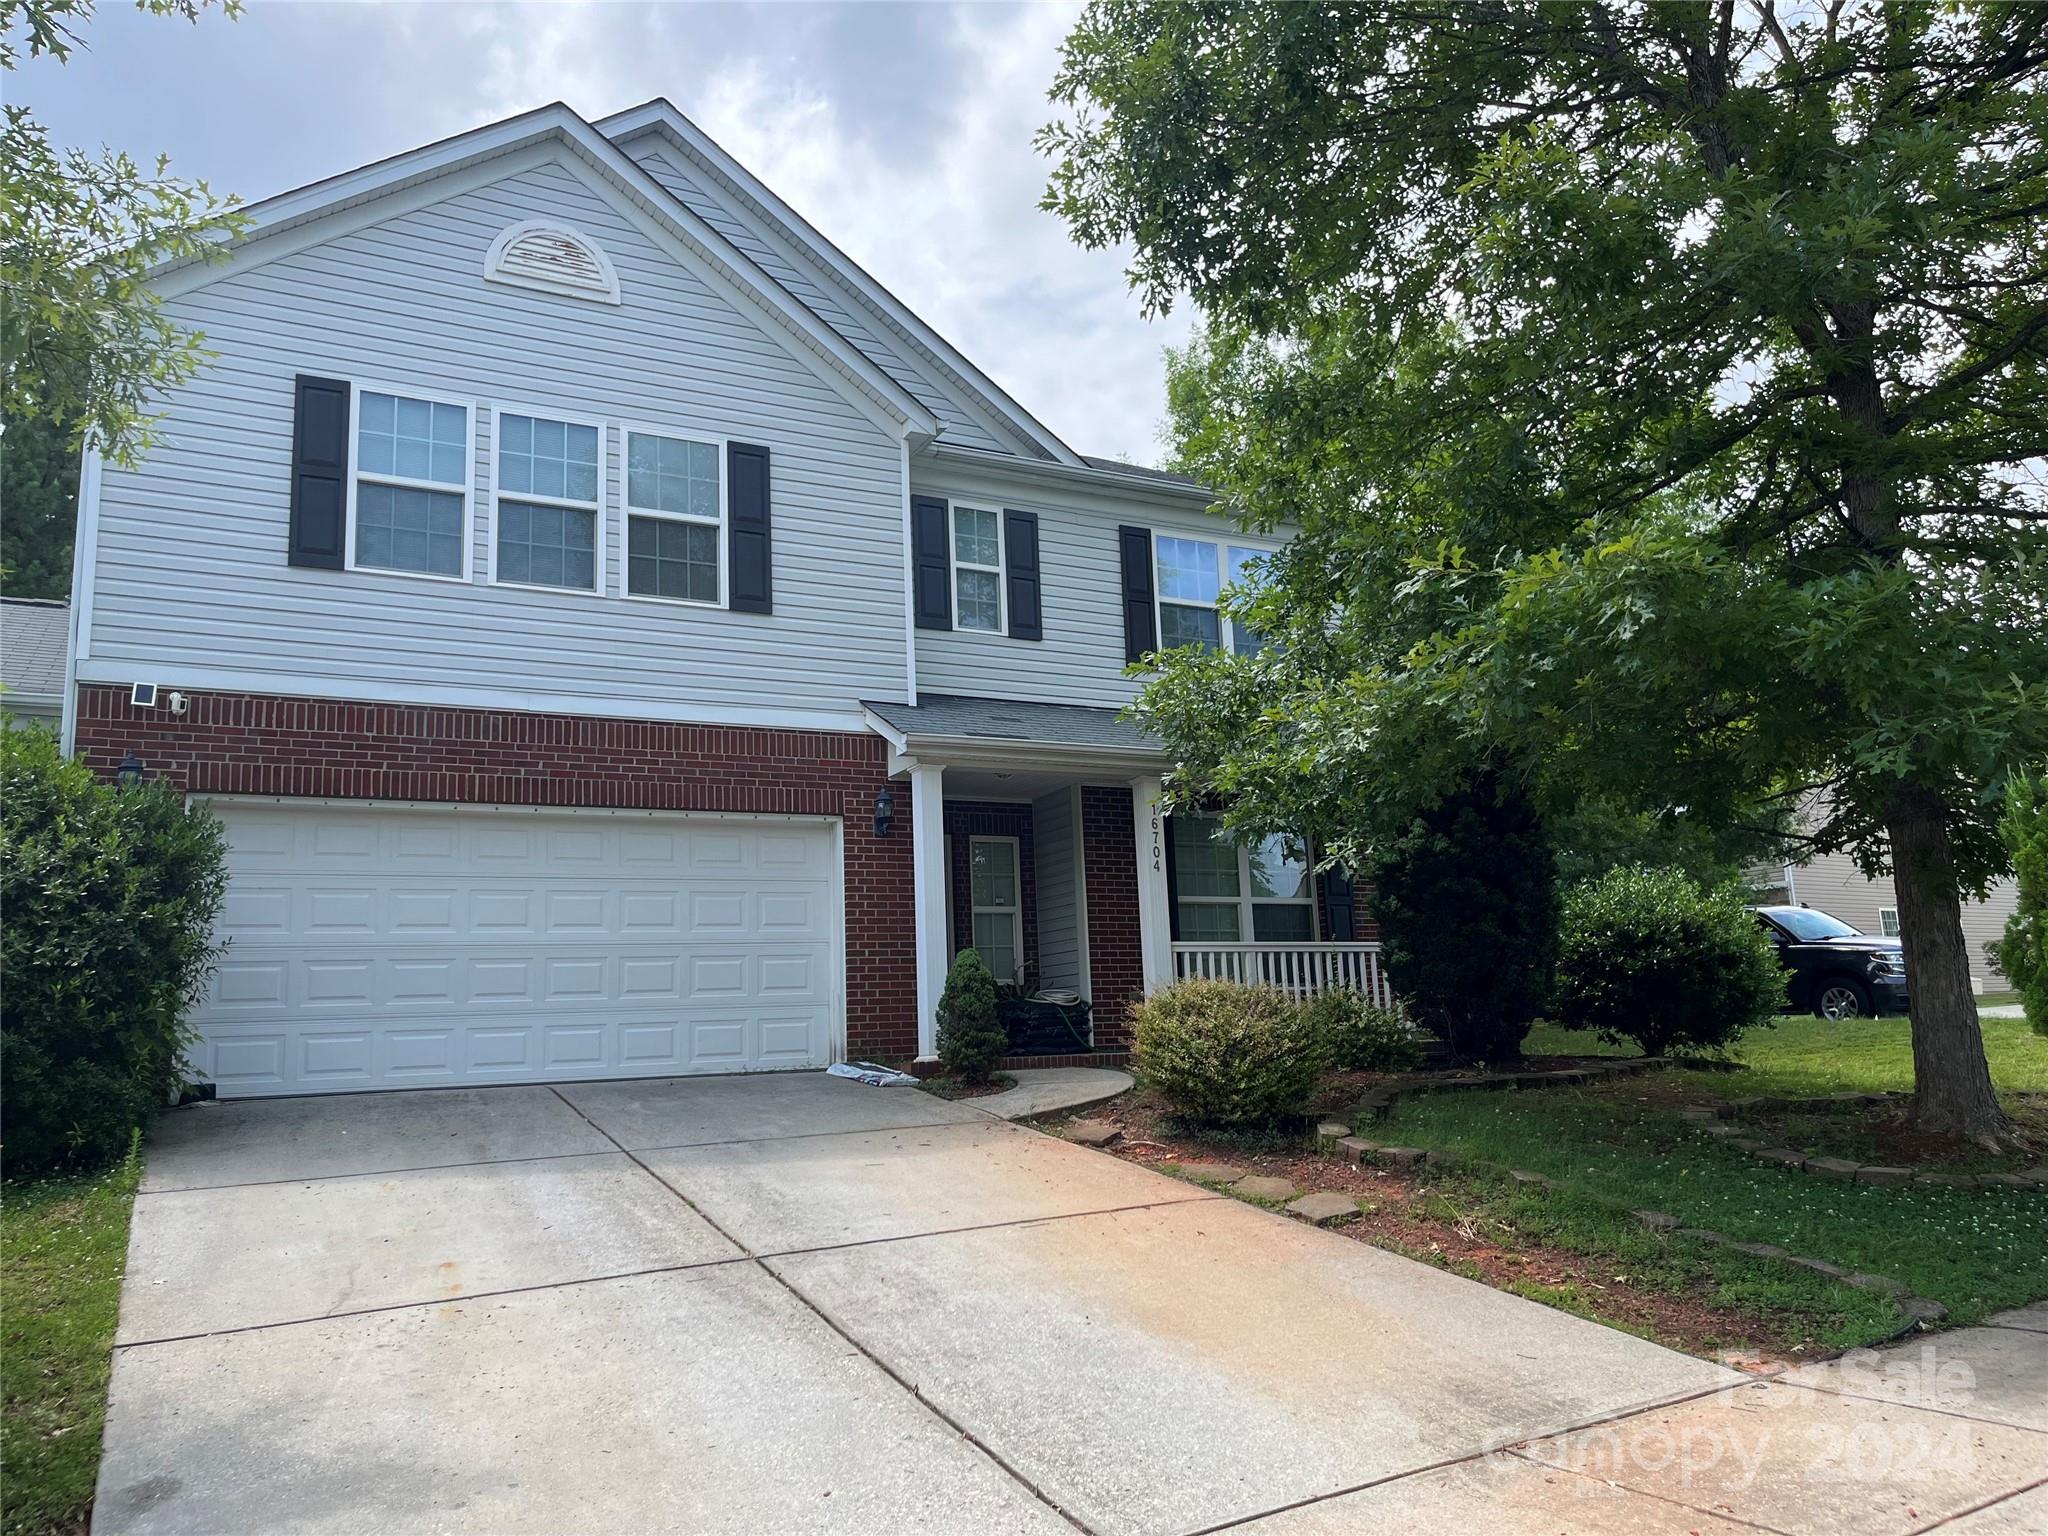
[969, 836, 1022, 984]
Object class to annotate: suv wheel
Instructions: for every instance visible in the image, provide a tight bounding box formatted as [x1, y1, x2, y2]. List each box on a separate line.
[1815, 977, 1871, 1020]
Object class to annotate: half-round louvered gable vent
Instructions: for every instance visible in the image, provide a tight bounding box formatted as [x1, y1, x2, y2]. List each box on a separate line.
[482, 220, 622, 305]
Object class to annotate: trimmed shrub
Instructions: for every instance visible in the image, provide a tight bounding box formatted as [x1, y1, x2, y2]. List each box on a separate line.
[1995, 768, 2048, 1038]
[1131, 978, 1329, 1127]
[2, 730, 228, 1173]
[936, 948, 1006, 1082]
[1299, 989, 1423, 1072]
[1555, 865, 1784, 1057]
[1374, 772, 1559, 1064]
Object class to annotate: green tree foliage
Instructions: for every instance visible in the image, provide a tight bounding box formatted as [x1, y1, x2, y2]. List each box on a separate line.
[1, 728, 228, 1173]
[1, 412, 81, 597]
[2, 0, 243, 466]
[1046, 1, 2047, 1143]
[1372, 772, 1557, 1063]
[1131, 978, 1329, 1127]
[935, 948, 1006, 1082]
[1995, 770, 2048, 1038]
[1556, 866, 1786, 1058]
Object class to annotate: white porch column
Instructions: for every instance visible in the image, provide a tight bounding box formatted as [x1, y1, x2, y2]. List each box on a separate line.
[910, 760, 947, 1060]
[1131, 775, 1173, 994]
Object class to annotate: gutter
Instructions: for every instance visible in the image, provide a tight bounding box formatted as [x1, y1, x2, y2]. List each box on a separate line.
[922, 443, 1219, 508]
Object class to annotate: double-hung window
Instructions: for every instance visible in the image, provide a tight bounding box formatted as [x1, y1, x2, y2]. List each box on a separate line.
[1155, 537, 1270, 653]
[492, 409, 603, 592]
[1171, 814, 1316, 942]
[1879, 906, 1901, 938]
[351, 388, 471, 579]
[953, 505, 1003, 632]
[969, 836, 1022, 982]
[625, 428, 723, 606]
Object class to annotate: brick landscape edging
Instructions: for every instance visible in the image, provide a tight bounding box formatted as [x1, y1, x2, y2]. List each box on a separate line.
[1682, 1095, 2048, 1191]
[1345, 1055, 1675, 1122]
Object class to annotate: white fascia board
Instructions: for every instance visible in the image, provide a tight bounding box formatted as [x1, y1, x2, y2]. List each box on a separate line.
[877, 732, 1166, 779]
[921, 442, 1221, 511]
[599, 101, 1084, 468]
[147, 105, 940, 445]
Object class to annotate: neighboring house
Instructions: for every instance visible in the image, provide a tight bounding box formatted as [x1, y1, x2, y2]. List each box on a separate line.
[65, 100, 1383, 1098]
[1760, 851, 2018, 995]
[1, 596, 68, 731]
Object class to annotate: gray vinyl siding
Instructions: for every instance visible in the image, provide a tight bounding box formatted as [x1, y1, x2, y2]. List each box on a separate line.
[911, 463, 1258, 709]
[89, 155, 909, 722]
[1783, 850, 2019, 990]
[627, 146, 1011, 457]
[1033, 786, 1086, 993]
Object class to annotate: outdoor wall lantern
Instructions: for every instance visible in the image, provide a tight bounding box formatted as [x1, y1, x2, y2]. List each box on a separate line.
[116, 750, 145, 788]
[873, 785, 894, 838]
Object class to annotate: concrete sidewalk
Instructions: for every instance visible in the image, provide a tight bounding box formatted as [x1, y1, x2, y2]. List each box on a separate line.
[97, 1074, 2047, 1535]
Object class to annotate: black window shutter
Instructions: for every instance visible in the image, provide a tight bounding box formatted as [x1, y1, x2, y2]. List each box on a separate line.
[728, 442, 772, 613]
[1117, 525, 1156, 662]
[1003, 509, 1042, 641]
[289, 374, 350, 570]
[912, 494, 951, 630]
[1323, 866, 1357, 942]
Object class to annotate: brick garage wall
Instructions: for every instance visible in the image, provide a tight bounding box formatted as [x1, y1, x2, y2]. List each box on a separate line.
[1080, 784, 1142, 1048]
[72, 684, 918, 1060]
[943, 800, 1037, 983]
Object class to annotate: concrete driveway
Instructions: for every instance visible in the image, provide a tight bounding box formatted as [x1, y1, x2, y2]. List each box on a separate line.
[97, 1075, 2047, 1535]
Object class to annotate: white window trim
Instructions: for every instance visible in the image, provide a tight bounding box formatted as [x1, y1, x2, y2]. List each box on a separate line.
[1879, 906, 1901, 937]
[1153, 534, 1276, 654]
[344, 379, 477, 586]
[969, 834, 1023, 980]
[949, 501, 1006, 635]
[619, 420, 729, 611]
[485, 403, 610, 597]
[1172, 815, 1319, 943]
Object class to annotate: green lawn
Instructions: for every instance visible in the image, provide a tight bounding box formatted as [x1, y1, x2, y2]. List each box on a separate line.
[1527, 1011, 2048, 1096]
[3, 1148, 142, 1536]
[1370, 1015, 2048, 1337]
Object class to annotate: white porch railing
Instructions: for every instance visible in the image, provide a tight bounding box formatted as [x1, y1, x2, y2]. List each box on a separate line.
[1171, 942, 1394, 1008]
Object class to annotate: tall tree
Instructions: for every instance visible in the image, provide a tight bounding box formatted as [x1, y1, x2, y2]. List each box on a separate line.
[1045, 1, 2048, 1144]
[1, 0, 241, 467]
[0, 413, 79, 597]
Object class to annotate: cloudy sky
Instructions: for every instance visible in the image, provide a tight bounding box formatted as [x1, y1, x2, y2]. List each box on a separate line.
[22, 0, 1193, 463]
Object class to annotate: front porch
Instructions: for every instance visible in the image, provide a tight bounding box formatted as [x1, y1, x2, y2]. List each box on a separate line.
[863, 694, 1388, 1061]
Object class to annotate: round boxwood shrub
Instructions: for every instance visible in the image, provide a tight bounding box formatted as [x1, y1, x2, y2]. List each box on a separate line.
[1554, 865, 1784, 1057]
[1299, 989, 1424, 1073]
[1131, 978, 1329, 1127]
[1, 729, 228, 1173]
[936, 948, 1007, 1082]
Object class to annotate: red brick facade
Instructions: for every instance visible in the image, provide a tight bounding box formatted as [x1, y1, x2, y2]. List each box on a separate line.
[1080, 784, 1144, 1048]
[72, 684, 920, 1059]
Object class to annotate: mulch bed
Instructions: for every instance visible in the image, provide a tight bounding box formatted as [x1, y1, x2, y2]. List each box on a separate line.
[916, 1073, 1019, 1101]
[1066, 1085, 1828, 1368]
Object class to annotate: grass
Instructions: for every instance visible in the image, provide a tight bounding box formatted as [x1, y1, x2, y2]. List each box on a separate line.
[1526, 1011, 2048, 1095]
[2, 1147, 143, 1536]
[1372, 1082, 2047, 1331]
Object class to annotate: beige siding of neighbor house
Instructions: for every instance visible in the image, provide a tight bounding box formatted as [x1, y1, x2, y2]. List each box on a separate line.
[1778, 848, 2018, 992]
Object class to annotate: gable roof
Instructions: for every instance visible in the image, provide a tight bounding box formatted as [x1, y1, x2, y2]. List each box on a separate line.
[597, 99, 1084, 469]
[149, 103, 941, 443]
[1, 598, 69, 711]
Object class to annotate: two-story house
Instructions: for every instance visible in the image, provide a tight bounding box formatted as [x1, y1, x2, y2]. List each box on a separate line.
[63, 100, 1387, 1098]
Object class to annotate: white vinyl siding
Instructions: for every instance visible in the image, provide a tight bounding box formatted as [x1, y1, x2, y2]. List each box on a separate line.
[912, 464, 1284, 709]
[1032, 786, 1086, 995]
[628, 147, 1022, 457]
[86, 154, 907, 724]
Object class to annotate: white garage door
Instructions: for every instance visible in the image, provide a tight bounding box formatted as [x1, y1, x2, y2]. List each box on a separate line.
[190, 801, 841, 1097]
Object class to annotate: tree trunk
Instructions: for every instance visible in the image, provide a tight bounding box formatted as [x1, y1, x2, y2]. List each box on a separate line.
[1888, 787, 2012, 1147]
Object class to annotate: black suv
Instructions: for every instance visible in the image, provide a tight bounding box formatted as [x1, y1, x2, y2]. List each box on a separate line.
[1750, 905, 1910, 1019]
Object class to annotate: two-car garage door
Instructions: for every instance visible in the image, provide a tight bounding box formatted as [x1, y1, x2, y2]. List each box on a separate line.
[189, 801, 841, 1097]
